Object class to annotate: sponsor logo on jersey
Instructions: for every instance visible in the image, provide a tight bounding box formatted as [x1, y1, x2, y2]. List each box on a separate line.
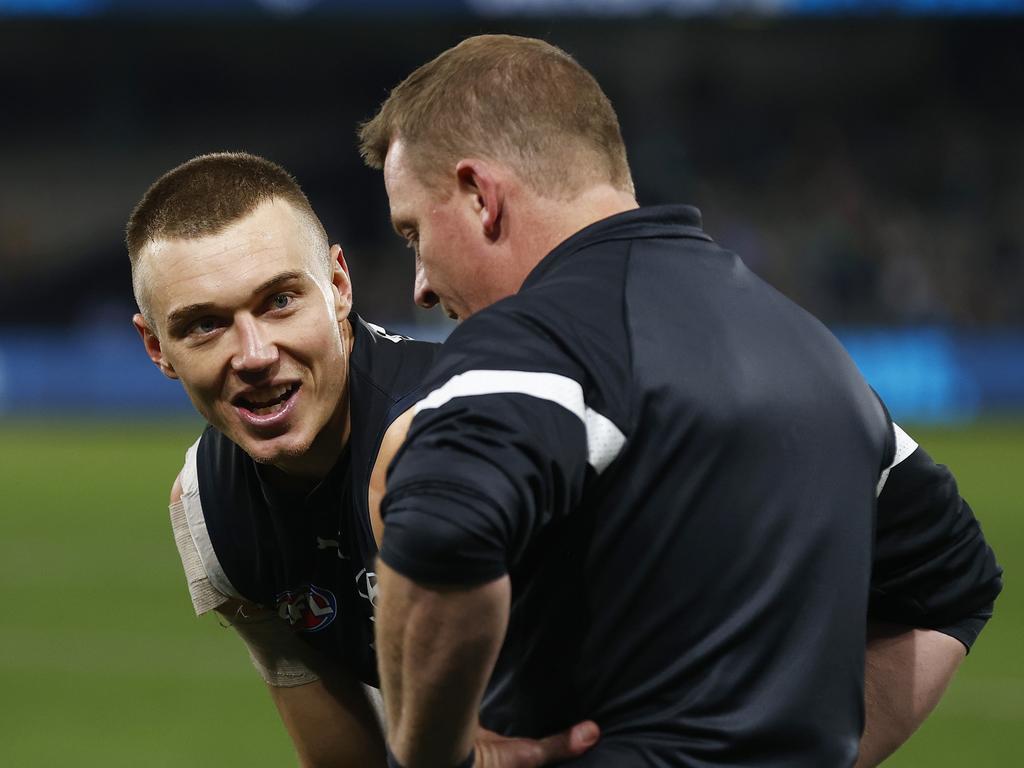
[355, 568, 379, 650]
[356, 568, 378, 611]
[275, 584, 337, 632]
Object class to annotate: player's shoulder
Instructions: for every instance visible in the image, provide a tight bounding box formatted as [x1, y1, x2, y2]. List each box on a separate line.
[350, 314, 441, 398]
[168, 427, 248, 612]
[355, 314, 440, 357]
[436, 298, 552, 368]
[438, 282, 626, 377]
[168, 425, 241, 504]
[170, 472, 183, 504]
[170, 428, 208, 504]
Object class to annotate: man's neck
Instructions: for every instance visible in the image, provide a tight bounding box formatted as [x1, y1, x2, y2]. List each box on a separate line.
[514, 184, 638, 284]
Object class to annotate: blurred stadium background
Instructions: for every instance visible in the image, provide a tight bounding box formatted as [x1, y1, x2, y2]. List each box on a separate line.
[0, 0, 1020, 765]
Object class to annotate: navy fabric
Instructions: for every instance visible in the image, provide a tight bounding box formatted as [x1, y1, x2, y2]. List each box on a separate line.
[381, 206, 1003, 766]
[196, 313, 439, 686]
[872, 446, 1000, 649]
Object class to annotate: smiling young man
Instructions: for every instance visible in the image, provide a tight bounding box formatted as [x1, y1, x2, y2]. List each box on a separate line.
[359, 36, 1003, 768]
[128, 152, 598, 768]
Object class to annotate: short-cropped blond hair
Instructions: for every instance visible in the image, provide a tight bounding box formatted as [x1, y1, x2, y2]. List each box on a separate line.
[358, 35, 633, 199]
[126, 152, 329, 325]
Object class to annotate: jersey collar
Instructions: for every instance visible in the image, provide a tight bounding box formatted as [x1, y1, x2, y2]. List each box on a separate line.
[522, 204, 711, 290]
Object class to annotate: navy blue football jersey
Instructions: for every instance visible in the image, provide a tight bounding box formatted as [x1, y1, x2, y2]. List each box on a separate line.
[381, 206, 1003, 766]
[181, 314, 438, 686]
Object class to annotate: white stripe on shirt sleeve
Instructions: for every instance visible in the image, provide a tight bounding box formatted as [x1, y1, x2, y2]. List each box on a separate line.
[414, 369, 626, 473]
[876, 423, 920, 497]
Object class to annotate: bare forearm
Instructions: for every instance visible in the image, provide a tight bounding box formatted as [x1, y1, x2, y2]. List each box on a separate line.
[377, 562, 510, 768]
[271, 680, 387, 768]
[856, 624, 966, 767]
[221, 602, 387, 766]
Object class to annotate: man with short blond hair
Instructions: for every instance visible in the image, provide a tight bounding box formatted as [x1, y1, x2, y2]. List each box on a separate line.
[128, 152, 334, 326]
[129, 151, 599, 768]
[359, 34, 633, 199]
[362, 35, 1002, 768]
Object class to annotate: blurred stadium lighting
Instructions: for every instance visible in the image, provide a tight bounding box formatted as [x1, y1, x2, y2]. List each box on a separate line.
[0, 0, 104, 15]
[467, 0, 786, 15]
[256, 0, 320, 14]
[1, 0, 1022, 15]
[1, 10, 1021, 423]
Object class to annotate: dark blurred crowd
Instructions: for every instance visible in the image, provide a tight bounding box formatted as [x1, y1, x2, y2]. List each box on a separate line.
[691, 111, 1024, 327]
[1, 17, 1021, 331]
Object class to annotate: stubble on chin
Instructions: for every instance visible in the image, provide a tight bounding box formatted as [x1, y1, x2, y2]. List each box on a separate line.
[244, 433, 314, 467]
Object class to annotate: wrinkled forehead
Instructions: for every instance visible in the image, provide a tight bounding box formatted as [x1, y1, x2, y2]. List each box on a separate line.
[139, 200, 325, 323]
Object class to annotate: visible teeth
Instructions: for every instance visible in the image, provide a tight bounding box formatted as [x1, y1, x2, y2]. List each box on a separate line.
[241, 384, 295, 411]
[250, 385, 288, 404]
[251, 400, 287, 416]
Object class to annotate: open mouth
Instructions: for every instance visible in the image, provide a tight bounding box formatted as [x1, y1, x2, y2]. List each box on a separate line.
[234, 383, 301, 417]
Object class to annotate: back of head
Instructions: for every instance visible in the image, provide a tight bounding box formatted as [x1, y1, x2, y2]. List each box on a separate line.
[359, 35, 634, 198]
[126, 151, 327, 325]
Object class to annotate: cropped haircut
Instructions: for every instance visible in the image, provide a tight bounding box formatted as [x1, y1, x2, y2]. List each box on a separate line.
[126, 151, 329, 326]
[358, 35, 633, 198]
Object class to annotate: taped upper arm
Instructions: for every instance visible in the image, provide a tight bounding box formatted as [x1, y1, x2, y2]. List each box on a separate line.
[215, 600, 325, 688]
[168, 467, 231, 616]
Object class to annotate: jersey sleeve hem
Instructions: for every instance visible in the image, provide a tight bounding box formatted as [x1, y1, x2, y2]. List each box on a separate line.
[380, 481, 514, 586]
[379, 544, 510, 587]
[933, 607, 994, 654]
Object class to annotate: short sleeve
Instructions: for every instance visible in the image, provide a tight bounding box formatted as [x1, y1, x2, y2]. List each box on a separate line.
[871, 433, 1003, 650]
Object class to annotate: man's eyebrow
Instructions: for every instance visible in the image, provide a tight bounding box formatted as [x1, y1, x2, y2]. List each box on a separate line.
[166, 302, 216, 330]
[164, 271, 306, 329]
[252, 270, 305, 296]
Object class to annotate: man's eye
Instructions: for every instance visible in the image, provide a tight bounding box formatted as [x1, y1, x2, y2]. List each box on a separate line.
[190, 317, 219, 335]
[270, 293, 292, 310]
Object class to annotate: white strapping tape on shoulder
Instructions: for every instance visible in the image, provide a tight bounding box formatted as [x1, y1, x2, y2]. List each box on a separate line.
[169, 498, 228, 616]
[413, 369, 625, 473]
[876, 423, 920, 497]
[178, 437, 245, 604]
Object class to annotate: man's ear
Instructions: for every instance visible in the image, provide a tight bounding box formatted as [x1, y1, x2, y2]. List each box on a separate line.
[132, 314, 179, 380]
[455, 159, 504, 241]
[330, 244, 353, 320]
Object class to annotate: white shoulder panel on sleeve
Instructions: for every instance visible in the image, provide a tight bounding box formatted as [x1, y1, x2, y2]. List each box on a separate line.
[413, 369, 626, 473]
[173, 436, 244, 611]
[876, 423, 920, 497]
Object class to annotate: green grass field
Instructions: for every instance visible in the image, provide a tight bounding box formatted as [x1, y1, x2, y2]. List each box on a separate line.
[0, 419, 1019, 766]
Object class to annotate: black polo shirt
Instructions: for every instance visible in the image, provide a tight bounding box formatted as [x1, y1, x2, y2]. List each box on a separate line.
[381, 206, 1002, 766]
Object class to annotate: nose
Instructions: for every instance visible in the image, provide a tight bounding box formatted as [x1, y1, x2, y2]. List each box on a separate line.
[230, 316, 278, 374]
[414, 260, 439, 309]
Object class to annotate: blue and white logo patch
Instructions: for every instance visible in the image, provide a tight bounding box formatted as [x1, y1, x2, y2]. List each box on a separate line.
[275, 584, 337, 632]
